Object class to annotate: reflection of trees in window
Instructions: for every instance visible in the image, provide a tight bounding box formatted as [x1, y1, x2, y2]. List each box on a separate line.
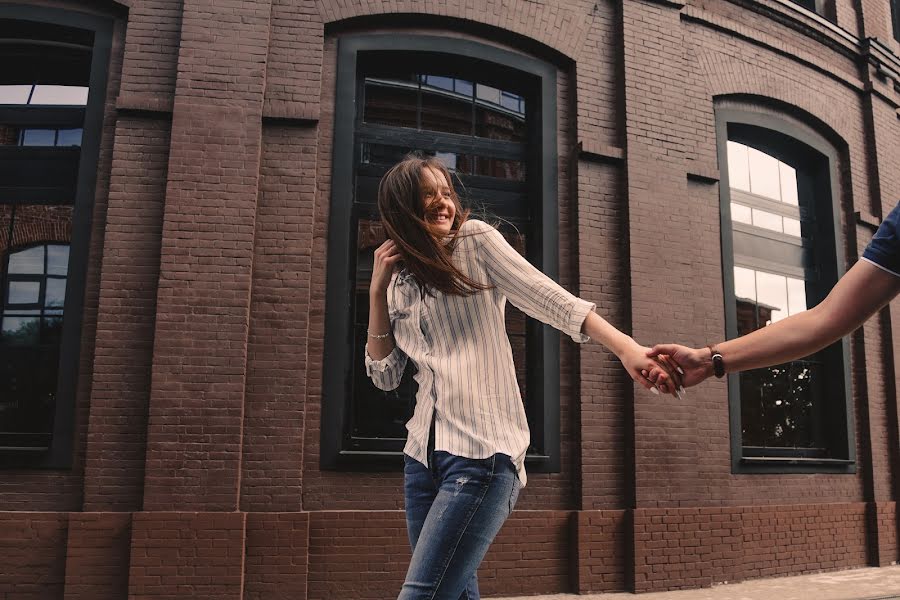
[0, 15, 93, 454]
[721, 121, 848, 463]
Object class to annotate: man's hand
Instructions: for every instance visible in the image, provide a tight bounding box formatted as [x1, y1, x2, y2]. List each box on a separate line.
[644, 344, 713, 389]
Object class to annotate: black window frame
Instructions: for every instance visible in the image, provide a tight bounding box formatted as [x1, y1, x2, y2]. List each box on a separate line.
[321, 33, 560, 471]
[893, 0, 900, 43]
[0, 5, 112, 469]
[715, 105, 855, 474]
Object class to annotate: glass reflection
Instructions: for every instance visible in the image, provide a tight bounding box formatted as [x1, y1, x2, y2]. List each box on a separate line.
[727, 141, 751, 192]
[363, 75, 525, 140]
[1, 205, 72, 442]
[748, 146, 781, 200]
[734, 266, 808, 334]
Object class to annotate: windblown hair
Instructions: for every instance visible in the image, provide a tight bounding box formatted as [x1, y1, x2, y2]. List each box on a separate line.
[377, 155, 490, 296]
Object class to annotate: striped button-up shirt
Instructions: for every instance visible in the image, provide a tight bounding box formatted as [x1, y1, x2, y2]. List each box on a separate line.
[365, 219, 595, 485]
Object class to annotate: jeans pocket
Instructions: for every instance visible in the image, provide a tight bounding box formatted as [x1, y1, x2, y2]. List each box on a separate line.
[508, 475, 521, 515]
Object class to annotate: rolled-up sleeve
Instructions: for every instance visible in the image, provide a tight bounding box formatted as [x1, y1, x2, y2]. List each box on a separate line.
[365, 344, 409, 391]
[470, 220, 595, 343]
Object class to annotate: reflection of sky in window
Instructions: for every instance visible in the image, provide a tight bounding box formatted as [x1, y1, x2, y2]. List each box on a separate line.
[0, 85, 33, 104]
[8, 281, 40, 305]
[47, 245, 69, 276]
[779, 163, 798, 205]
[727, 142, 751, 192]
[56, 128, 83, 147]
[21, 129, 56, 146]
[46, 279, 67, 307]
[735, 266, 809, 326]
[476, 83, 500, 104]
[734, 266, 756, 300]
[748, 147, 781, 200]
[8, 246, 45, 274]
[756, 270, 787, 323]
[30, 85, 89, 105]
[435, 151, 457, 171]
[752, 208, 783, 233]
[2, 316, 39, 336]
[0, 85, 88, 106]
[783, 217, 801, 237]
[728, 141, 799, 206]
[786, 277, 807, 315]
[731, 202, 752, 224]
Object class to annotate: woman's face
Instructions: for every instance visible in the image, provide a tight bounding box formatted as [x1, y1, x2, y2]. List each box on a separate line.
[420, 165, 456, 236]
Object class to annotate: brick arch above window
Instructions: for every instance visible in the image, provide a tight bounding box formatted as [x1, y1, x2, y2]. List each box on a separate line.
[319, 1, 590, 61]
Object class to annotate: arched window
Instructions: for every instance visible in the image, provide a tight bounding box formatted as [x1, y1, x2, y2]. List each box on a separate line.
[716, 104, 853, 473]
[0, 7, 112, 466]
[322, 34, 560, 470]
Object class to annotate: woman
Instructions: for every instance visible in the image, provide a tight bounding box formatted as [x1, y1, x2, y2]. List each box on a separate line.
[365, 155, 680, 600]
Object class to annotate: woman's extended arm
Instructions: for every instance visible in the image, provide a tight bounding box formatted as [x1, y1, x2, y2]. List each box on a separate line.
[470, 220, 682, 395]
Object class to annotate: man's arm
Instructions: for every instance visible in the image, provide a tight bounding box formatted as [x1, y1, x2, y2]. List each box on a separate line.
[646, 260, 900, 386]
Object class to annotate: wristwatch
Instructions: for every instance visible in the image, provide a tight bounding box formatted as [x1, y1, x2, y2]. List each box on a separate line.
[708, 345, 725, 378]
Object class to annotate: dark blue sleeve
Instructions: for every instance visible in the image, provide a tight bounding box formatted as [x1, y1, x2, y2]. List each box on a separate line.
[862, 201, 900, 277]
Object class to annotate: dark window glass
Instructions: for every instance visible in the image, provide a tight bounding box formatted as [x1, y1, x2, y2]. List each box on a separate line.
[363, 74, 526, 141]
[1, 205, 72, 450]
[893, 0, 900, 42]
[349, 64, 536, 455]
[0, 16, 94, 456]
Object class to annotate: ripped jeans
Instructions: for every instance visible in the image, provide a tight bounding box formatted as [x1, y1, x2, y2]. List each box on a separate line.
[399, 451, 521, 600]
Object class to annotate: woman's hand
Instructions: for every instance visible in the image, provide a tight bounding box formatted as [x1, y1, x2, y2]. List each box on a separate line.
[644, 344, 713, 388]
[370, 239, 402, 297]
[619, 342, 684, 397]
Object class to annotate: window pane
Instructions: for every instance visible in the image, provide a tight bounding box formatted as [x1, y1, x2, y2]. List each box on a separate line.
[454, 79, 473, 98]
[421, 75, 454, 91]
[0, 85, 32, 104]
[8, 245, 44, 274]
[420, 85, 473, 135]
[755, 271, 787, 324]
[783, 217, 801, 237]
[47, 245, 69, 276]
[731, 202, 752, 224]
[45, 278, 66, 308]
[734, 266, 759, 336]
[740, 360, 823, 449]
[7, 281, 40, 305]
[56, 128, 83, 147]
[29, 85, 89, 105]
[1, 316, 40, 343]
[363, 79, 417, 128]
[751, 208, 783, 233]
[474, 157, 526, 181]
[748, 147, 782, 200]
[786, 276, 807, 316]
[21, 129, 56, 146]
[779, 162, 799, 205]
[726, 141, 750, 192]
[475, 83, 500, 104]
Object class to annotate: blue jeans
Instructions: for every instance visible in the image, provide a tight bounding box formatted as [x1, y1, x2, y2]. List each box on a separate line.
[400, 451, 521, 600]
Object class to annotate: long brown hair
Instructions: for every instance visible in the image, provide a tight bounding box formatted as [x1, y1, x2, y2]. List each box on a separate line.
[377, 155, 489, 296]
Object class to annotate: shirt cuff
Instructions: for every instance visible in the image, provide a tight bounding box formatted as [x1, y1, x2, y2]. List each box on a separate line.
[365, 345, 403, 374]
[567, 298, 596, 343]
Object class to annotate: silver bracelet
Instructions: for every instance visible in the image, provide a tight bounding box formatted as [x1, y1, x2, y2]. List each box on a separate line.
[367, 329, 391, 340]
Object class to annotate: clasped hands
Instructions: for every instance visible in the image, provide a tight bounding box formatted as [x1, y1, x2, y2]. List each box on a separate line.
[633, 344, 716, 398]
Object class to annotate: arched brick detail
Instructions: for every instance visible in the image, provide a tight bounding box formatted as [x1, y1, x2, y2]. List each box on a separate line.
[0, 205, 73, 258]
[318, 0, 593, 61]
